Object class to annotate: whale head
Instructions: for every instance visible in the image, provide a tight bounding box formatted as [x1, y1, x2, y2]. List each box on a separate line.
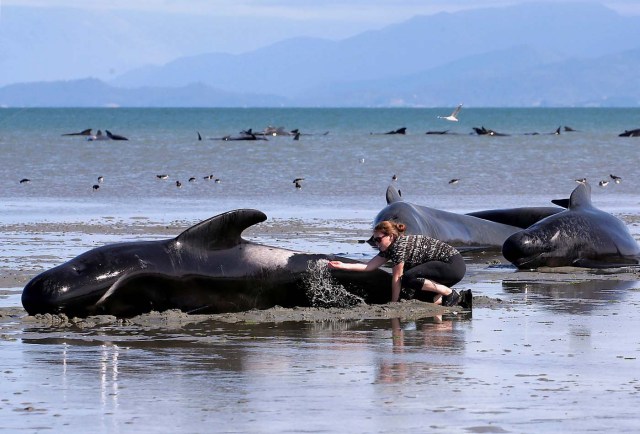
[21, 241, 160, 316]
[502, 183, 640, 269]
[22, 209, 269, 316]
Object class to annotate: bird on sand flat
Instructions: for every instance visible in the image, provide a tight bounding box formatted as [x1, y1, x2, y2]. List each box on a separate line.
[437, 104, 463, 122]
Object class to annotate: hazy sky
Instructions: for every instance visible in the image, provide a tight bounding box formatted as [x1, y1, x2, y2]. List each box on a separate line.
[1, 0, 639, 86]
[2, 1, 640, 51]
[3, 0, 640, 27]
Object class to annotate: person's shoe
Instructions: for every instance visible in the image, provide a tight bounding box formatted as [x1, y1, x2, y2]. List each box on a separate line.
[458, 289, 473, 310]
[441, 289, 460, 307]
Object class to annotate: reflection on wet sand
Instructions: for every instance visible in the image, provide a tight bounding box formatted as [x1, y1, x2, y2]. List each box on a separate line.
[502, 279, 639, 314]
[18, 316, 481, 431]
[376, 314, 470, 384]
[20, 314, 471, 388]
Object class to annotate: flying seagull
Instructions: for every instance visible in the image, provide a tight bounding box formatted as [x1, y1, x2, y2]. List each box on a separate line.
[437, 104, 463, 122]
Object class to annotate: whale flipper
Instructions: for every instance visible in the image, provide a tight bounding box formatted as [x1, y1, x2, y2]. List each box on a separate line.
[176, 209, 267, 249]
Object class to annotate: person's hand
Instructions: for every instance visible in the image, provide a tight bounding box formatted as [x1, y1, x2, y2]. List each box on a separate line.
[327, 260, 343, 269]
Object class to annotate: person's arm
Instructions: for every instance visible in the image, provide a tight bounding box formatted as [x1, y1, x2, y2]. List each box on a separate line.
[328, 254, 387, 272]
[390, 262, 404, 302]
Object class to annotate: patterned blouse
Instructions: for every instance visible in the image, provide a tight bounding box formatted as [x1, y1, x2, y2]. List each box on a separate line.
[377, 235, 459, 269]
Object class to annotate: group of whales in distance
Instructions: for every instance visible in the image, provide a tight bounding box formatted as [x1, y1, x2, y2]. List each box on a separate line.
[62, 125, 640, 140]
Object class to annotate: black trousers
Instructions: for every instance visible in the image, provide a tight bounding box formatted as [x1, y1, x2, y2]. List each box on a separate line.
[400, 253, 466, 302]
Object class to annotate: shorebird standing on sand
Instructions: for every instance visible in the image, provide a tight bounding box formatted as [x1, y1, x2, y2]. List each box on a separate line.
[437, 104, 463, 122]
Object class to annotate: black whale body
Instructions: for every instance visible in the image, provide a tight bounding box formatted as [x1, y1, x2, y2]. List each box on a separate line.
[372, 185, 525, 249]
[22, 209, 391, 317]
[619, 128, 640, 137]
[502, 183, 640, 269]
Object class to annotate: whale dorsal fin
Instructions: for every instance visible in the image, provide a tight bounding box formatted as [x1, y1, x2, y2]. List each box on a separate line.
[386, 184, 403, 204]
[176, 209, 267, 250]
[568, 182, 592, 209]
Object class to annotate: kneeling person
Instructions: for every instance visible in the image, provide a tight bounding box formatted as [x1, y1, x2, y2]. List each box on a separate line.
[328, 220, 471, 308]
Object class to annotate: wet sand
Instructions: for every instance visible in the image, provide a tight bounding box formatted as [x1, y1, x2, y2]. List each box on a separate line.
[2, 216, 640, 433]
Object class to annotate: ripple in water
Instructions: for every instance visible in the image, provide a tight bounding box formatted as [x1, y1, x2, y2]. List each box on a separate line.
[304, 260, 365, 308]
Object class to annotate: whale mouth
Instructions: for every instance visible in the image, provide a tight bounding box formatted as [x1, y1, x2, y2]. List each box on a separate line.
[512, 254, 545, 270]
[513, 253, 574, 270]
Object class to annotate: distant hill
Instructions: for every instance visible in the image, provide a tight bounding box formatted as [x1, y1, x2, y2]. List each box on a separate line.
[0, 79, 286, 108]
[297, 47, 640, 107]
[2, 2, 640, 107]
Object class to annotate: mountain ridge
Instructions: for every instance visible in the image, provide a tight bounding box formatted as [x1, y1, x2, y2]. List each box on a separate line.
[2, 2, 640, 107]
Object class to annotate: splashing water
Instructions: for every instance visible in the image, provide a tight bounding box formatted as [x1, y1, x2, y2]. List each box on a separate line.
[304, 260, 366, 308]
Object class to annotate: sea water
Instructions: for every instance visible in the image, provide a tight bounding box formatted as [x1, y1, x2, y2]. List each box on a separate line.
[1, 107, 640, 224]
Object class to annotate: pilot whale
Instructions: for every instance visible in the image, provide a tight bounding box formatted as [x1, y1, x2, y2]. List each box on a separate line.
[502, 183, 640, 269]
[22, 209, 392, 317]
[372, 186, 523, 249]
[373, 186, 568, 249]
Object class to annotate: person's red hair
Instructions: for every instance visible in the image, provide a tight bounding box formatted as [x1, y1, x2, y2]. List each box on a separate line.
[374, 220, 406, 237]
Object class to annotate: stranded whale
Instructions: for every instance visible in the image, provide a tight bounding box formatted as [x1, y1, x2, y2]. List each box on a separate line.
[502, 183, 640, 269]
[372, 186, 523, 249]
[22, 209, 392, 317]
[374, 186, 569, 249]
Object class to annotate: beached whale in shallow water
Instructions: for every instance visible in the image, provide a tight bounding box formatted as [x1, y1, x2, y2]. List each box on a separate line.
[62, 128, 93, 136]
[502, 183, 640, 269]
[473, 126, 509, 136]
[22, 209, 391, 318]
[373, 186, 566, 249]
[372, 186, 523, 249]
[467, 206, 564, 229]
[105, 130, 128, 140]
[619, 128, 640, 137]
